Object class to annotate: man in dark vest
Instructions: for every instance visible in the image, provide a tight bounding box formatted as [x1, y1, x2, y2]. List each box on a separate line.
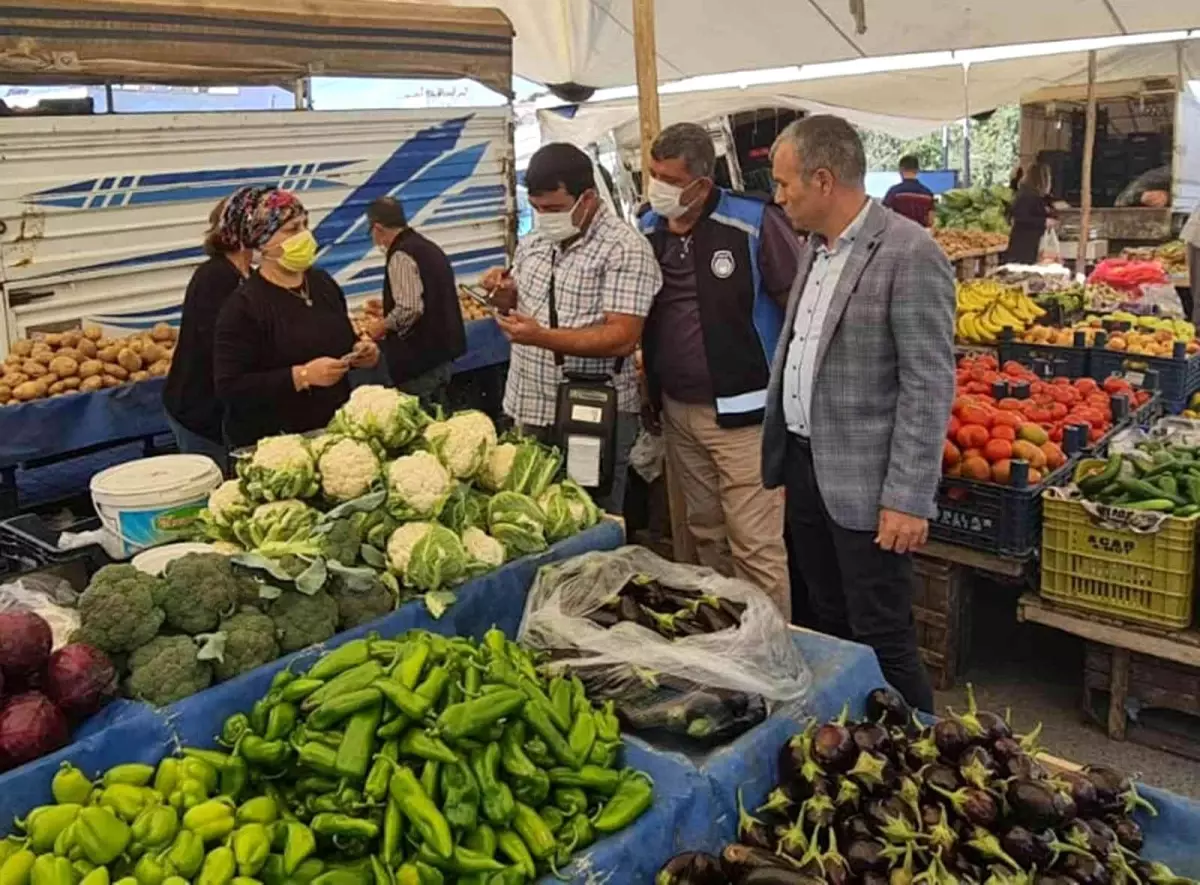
[640, 122, 800, 617]
[363, 196, 465, 407]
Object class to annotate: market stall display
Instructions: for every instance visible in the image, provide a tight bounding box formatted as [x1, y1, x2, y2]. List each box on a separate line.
[198, 389, 599, 617]
[0, 326, 175, 406]
[934, 230, 1011, 261]
[954, 281, 1046, 346]
[1122, 242, 1188, 276]
[0, 611, 117, 772]
[934, 187, 1013, 234]
[519, 547, 810, 748]
[0, 628, 653, 885]
[656, 686, 1189, 885]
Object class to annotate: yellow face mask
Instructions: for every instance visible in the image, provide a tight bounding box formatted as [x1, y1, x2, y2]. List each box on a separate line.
[272, 230, 318, 273]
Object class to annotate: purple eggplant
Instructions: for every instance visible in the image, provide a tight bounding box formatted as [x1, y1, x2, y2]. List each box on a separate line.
[736, 788, 775, 850]
[655, 852, 730, 885]
[1107, 815, 1143, 852]
[1060, 852, 1112, 885]
[774, 817, 809, 862]
[861, 873, 889, 885]
[846, 839, 889, 876]
[959, 745, 997, 791]
[852, 722, 893, 758]
[1007, 779, 1074, 831]
[1000, 826, 1053, 868]
[813, 709, 858, 774]
[740, 870, 824, 885]
[846, 750, 894, 793]
[756, 785, 796, 817]
[837, 815, 875, 844]
[864, 688, 910, 727]
[1057, 771, 1101, 817]
[1083, 764, 1158, 817]
[864, 796, 922, 843]
[904, 724, 941, 771]
[962, 826, 1023, 873]
[933, 718, 971, 761]
[929, 783, 999, 828]
[920, 762, 963, 798]
[718, 844, 792, 881]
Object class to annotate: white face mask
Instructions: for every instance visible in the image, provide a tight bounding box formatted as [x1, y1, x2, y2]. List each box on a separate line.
[648, 176, 694, 219]
[534, 197, 582, 242]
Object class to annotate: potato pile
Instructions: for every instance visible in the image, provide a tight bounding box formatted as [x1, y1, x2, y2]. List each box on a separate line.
[0, 323, 176, 405]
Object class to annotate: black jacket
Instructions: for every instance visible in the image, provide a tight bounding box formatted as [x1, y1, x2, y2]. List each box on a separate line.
[381, 228, 466, 383]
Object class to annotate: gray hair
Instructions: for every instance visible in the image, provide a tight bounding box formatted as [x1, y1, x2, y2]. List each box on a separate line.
[650, 122, 716, 179]
[771, 115, 866, 187]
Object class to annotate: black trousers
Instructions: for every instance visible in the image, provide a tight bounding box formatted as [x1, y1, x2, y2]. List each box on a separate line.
[783, 434, 934, 713]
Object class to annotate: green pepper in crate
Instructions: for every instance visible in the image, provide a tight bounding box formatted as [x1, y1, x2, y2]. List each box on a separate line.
[197, 846, 235, 885]
[439, 760, 480, 832]
[24, 805, 81, 853]
[591, 770, 653, 833]
[388, 767, 452, 860]
[76, 808, 132, 865]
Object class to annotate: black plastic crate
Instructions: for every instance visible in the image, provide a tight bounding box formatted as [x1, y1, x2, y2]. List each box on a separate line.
[0, 514, 109, 589]
[930, 460, 1075, 558]
[1089, 348, 1200, 414]
[997, 339, 1089, 379]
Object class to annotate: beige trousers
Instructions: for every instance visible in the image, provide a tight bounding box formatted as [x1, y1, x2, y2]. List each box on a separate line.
[661, 395, 791, 619]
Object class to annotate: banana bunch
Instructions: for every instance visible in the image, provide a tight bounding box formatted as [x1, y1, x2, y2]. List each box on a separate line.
[956, 280, 1045, 345]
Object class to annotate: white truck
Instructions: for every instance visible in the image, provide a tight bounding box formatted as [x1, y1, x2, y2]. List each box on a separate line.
[0, 106, 515, 350]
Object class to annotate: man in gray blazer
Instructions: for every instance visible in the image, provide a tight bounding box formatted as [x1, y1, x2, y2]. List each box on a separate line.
[761, 116, 956, 712]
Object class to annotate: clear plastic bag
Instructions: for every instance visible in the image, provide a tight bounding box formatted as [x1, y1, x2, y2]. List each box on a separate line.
[1038, 227, 1061, 264]
[0, 575, 80, 649]
[519, 546, 811, 747]
[628, 429, 664, 484]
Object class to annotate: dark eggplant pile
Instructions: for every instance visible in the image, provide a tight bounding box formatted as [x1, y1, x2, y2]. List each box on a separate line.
[586, 575, 746, 638]
[657, 686, 1195, 885]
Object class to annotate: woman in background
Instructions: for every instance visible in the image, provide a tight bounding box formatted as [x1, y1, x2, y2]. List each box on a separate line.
[162, 190, 257, 471]
[214, 188, 378, 448]
[1005, 162, 1057, 265]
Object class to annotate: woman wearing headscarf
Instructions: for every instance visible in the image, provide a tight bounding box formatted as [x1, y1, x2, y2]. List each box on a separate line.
[213, 188, 378, 448]
[162, 190, 257, 470]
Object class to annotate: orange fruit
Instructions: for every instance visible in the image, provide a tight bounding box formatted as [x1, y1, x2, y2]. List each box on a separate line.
[991, 459, 1012, 484]
[943, 440, 961, 468]
[956, 425, 990, 451]
[1017, 424, 1049, 446]
[1011, 440, 1047, 469]
[1040, 442, 1066, 471]
[990, 424, 1016, 442]
[962, 456, 992, 482]
[983, 439, 1013, 463]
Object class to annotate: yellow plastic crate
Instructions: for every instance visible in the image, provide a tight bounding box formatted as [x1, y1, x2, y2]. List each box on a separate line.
[1040, 494, 1198, 629]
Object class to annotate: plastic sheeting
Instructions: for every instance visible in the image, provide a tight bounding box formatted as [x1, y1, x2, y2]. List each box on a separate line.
[425, 0, 1197, 91]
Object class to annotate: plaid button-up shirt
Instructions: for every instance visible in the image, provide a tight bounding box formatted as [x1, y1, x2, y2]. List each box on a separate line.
[503, 206, 662, 426]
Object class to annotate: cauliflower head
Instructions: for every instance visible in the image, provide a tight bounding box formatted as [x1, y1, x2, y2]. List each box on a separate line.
[537, 480, 601, 542]
[478, 437, 560, 496]
[126, 635, 213, 706]
[319, 437, 382, 502]
[462, 527, 505, 568]
[77, 564, 167, 654]
[238, 435, 319, 502]
[210, 610, 280, 681]
[200, 480, 251, 542]
[478, 442, 517, 492]
[329, 385, 429, 452]
[487, 491, 548, 558]
[268, 590, 339, 652]
[439, 483, 489, 534]
[386, 522, 470, 591]
[386, 451, 453, 520]
[160, 553, 241, 634]
[234, 499, 320, 556]
[424, 410, 497, 480]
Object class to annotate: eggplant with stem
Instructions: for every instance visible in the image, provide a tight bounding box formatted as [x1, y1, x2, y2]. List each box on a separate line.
[1006, 779, 1076, 832]
[865, 687, 910, 728]
[864, 796, 923, 844]
[1083, 765, 1158, 818]
[933, 718, 972, 761]
[655, 852, 730, 885]
[737, 788, 775, 850]
[1107, 815, 1143, 853]
[813, 704, 859, 773]
[718, 844, 793, 881]
[757, 785, 796, 817]
[929, 783, 1000, 828]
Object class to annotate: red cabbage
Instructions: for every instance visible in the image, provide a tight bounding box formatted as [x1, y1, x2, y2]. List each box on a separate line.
[43, 644, 117, 721]
[0, 692, 68, 771]
[0, 611, 52, 678]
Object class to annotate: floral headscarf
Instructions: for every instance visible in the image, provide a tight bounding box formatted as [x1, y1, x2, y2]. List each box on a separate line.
[226, 186, 308, 250]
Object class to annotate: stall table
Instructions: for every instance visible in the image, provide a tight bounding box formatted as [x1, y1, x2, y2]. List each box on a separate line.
[1018, 593, 1200, 758]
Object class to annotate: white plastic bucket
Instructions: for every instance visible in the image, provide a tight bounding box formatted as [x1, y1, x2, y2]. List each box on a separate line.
[132, 542, 217, 576]
[91, 455, 223, 558]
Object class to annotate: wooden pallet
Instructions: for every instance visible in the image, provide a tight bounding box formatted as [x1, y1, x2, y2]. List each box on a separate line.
[912, 554, 972, 690]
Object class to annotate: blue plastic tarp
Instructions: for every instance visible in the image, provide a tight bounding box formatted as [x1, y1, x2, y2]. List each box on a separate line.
[0, 378, 169, 469]
[453, 317, 509, 374]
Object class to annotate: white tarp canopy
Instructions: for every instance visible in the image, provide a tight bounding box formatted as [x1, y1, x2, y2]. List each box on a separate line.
[537, 39, 1200, 151]
[411, 0, 1198, 90]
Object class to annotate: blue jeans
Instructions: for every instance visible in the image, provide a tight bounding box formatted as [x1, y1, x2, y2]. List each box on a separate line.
[166, 413, 229, 475]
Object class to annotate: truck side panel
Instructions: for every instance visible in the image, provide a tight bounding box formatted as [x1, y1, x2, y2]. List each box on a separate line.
[0, 107, 512, 347]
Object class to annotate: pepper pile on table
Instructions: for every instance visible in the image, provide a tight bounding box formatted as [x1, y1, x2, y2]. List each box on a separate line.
[0, 629, 654, 885]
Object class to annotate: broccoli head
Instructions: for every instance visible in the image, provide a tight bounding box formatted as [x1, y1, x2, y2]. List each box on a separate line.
[77, 564, 167, 654]
[321, 513, 367, 566]
[160, 553, 241, 634]
[268, 590, 339, 652]
[210, 610, 280, 681]
[328, 576, 395, 631]
[125, 635, 213, 706]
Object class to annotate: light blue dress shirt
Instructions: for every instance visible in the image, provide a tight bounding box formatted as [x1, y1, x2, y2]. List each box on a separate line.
[783, 201, 871, 436]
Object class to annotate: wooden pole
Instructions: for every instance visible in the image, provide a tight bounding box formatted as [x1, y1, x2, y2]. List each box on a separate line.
[632, 0, 661, 198]
[1078, 51, 1098, 272]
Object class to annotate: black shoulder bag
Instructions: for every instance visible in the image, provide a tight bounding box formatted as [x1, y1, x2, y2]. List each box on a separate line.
[547, 258, 620, 498]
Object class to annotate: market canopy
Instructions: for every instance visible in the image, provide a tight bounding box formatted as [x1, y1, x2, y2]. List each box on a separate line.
[537, 39, 1200, 151]
[0, 0, 514, 96]
[411, 0, 1197, 92]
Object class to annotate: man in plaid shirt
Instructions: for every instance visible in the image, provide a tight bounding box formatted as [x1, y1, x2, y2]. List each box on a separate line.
[483, 143, 661, 513]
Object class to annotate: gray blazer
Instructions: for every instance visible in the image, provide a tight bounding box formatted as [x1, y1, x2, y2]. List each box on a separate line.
[762, 201, 956, 532]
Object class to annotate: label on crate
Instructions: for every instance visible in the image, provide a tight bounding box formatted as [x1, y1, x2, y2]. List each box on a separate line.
[935, 507, 995, 535]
